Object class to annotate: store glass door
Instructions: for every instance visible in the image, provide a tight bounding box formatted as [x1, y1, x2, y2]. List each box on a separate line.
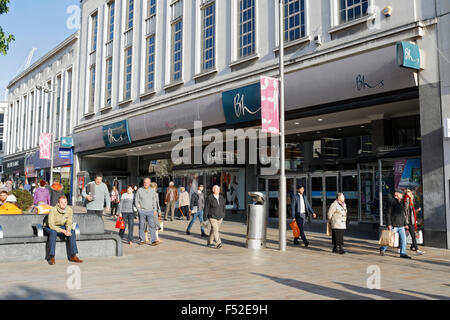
[310, 175, 324, 219]
[341, 172, 359, 222]
[325, 174, 339, 219]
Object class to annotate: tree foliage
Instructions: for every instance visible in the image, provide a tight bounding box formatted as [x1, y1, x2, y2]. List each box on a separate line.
[10, 189, 34, 212]
[0, 0, 14, 56]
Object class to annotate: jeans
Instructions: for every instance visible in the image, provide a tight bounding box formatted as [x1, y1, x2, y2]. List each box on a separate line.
[380, 226, 407, 256]
[187, 210, 205, 234]
[43, 226, 78, 258]
[119, 212, 134, 242]
[139, 210, 157, 243]
[294, 213, 308, 243]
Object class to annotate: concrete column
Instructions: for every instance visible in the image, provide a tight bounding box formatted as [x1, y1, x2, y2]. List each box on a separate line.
[127, 156, 139, 186]
[418, 10, 449, 249]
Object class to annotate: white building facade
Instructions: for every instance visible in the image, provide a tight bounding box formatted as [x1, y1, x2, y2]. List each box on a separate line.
[0, 102, 8, 175]
[4, 32, 78, 199]
[72, 0, 449, 248]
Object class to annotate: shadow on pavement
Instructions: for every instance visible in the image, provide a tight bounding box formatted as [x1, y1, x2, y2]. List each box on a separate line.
[334, 282, 425, 300]
[252, 273, 374, 300]
[401, 289, 450, 300]
[0, 285, 75, 300]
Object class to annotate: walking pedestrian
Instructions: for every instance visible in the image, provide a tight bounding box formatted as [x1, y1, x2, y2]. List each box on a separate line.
[119, 185, 135, 246]
[178, 187, 190, 221]
[82, 173, 111, 216]
[403, 189, 425, 255]
[110, 185, 120, 217]
[291, 185, 317, 247]
[186, 184, 208, 237]
[380, 189, 412, 259]
[135, 178, 161, 246]
[34, 180, 51, 205]
[49, 179, 64, 207]
[203, 185, 226, 249]
[327, 193, 347, 254]
[164, 182, 178, 221]
[151, 182, 162, 242]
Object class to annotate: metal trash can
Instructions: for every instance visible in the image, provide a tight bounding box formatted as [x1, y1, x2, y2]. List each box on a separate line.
[246, 192, 267, 249]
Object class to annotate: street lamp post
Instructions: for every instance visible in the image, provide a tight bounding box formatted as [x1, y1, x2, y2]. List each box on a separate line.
[279, 0, 287, 251]
[37, 84, 56, 184]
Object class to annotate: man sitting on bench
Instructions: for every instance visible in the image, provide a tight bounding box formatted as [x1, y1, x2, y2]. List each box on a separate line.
[43, 195, 83, 266]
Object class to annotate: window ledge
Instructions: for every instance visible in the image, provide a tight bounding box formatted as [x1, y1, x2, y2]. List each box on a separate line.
[273, 35, 312, 52]
[164, 80, 184, 91]
[328, 14, 376, 34]
[139, 90, 156, 100]
[84, 112, 95, 118]
[100, 106, 112, 112]
[193, 68, 218, 80]
[118, 99, 132, 107]
[229, 54, 260, 68]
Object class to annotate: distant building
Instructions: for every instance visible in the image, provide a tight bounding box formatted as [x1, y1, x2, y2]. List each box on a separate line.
[0, 101, 7, 176]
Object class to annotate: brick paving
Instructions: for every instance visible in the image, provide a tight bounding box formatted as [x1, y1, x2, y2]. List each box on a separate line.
[0, 213, 449, 300]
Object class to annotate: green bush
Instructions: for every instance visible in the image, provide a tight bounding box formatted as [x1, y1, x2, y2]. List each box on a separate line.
[10, 189, 34, 212]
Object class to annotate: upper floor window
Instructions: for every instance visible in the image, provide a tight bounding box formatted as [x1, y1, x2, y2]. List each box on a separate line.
[124, 47, 133, 99]
[148, 0, 156, 17]
[201, 0, 215, 71]
[284, 0, 305, 42]
[239, 0, 255, 58]
[339, 0, 369, 24]
[91, 12, 98, 51]
[107, 1, 115, 42]
[126, 0, 134, 30]
[170, 0, 183, 82]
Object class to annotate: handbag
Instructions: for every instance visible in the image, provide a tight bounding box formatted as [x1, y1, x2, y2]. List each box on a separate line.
[115, 217, 125, 230]
[289, 220, 300, 239]
[326, 222, 332, 237]
[379, 229, 395, 247]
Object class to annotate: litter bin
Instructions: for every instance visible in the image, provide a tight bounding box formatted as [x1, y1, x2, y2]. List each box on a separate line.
[246, 192, 267, 249]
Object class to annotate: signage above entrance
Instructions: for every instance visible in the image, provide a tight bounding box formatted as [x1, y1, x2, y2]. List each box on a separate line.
[103, 120, 132, 148]
[397, 42, 421, 70]
[61, 137, 74, 148]
[222, 83, 261, 125]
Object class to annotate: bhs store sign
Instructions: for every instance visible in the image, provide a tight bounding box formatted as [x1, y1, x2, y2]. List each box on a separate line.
[222, 83, 262, 125]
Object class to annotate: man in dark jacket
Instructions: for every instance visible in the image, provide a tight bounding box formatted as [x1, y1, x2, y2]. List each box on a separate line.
[187, 184, 208, 237]
[380, 189, 411, 259]
[203, 185, 226, 249]
[291, 186, 316, 247]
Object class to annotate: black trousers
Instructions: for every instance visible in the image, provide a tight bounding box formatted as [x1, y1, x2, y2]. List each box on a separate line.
[294, 214, 308, 243]
[111, 203, 119, 216]
[408, 224, 418, 250]
[119, 212, 135, 243]
[332, 229, 345, 248]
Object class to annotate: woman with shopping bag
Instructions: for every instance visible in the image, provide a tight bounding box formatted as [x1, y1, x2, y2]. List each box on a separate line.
[403, 189, 425, 255]
[327, 193, 347, 254]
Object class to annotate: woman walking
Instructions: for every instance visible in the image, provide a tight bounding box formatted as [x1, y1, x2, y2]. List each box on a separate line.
[110, 185, 120, 217]
[403, 189, 425, 255]
[327, 193, 347, 255]
[33, 180, 51, 206]
[178, 187, 190, 221]
[118, 185, 135, 245]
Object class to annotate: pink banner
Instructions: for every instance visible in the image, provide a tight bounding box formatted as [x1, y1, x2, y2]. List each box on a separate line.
[394, 160, 407, 189]
[39, 133, 52, 160]
[260, 76, 279, 134]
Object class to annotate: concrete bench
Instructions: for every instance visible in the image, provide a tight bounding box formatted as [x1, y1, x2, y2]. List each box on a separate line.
[0, 213, 123, 263]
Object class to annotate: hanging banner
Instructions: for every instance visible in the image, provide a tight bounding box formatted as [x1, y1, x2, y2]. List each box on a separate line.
[260, 76, 280, 134]
[39, 133, 52, 160]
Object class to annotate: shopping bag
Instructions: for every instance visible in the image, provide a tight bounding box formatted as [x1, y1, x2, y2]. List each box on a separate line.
[159, 219, 164, 232]
[115, 217, 125, 230]
[326, 222, 332, 237]
[378, 230, 395, 247]
[290, 220, 300, 239]
[407, 230, 423, 245]
[393, 232, 399, 248]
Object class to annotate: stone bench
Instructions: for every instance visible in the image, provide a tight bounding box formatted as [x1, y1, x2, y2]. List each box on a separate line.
[0, 213, 123, 263]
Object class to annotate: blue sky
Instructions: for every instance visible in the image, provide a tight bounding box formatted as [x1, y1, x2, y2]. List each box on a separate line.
[0, 0, 79, 101]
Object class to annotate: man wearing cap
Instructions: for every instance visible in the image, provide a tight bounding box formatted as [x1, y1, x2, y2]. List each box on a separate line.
[0, 195, 22, 215]
[379, 189, 411, 259]
[43, 195, 83, 265]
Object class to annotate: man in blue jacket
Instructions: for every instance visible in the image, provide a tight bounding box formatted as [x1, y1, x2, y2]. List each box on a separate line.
[291, 185, 317, 247]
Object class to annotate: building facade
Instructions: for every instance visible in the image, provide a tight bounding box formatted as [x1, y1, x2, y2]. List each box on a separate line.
[72, 0, 449, 248]
[0, 102, 7, 175]
[5, 32, 78, 201]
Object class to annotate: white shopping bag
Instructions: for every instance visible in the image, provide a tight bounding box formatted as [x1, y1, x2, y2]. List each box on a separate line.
[407, 230, 423, 245]
[393, 232, 399, 248]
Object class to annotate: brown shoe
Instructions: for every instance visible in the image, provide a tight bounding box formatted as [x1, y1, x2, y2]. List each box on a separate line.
[48, 257, 55, 265]
[69, 255, 83, 263]
[151, 240, 161, 246]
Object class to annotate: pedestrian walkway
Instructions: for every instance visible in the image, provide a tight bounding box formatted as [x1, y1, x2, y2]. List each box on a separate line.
[0, 215, 449, 300]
